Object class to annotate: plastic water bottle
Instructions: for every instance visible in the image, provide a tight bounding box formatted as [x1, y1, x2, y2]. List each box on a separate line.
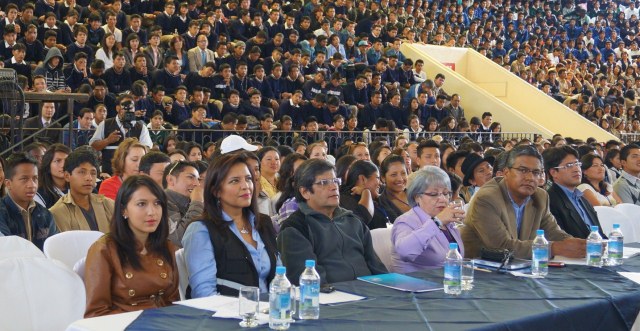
[586, 226, 603, 267]
[607, 224, 624, 266]
[444, 243, 462, 295]
[269, 266, 292, 330]
[299, 260, 320, 320]
[531, 229, 549, 277]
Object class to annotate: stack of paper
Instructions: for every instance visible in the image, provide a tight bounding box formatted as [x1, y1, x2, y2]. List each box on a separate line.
[174, 295, 269, 325]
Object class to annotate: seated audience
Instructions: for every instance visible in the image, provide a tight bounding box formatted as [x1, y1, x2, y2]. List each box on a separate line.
[378, 155, 411, 223]
[84, 176, 179, 317]
[49, 149, 114, 232]
[278, 159, 387, 285]
[461, 145, 585, 259]
[392, 166, 465, 272]
[0, 152, 58, 250]
[578, 153, 621, 207]
[183, 153, 277, 296]
[165, 161, 203, 247]
[613, 144, 640, 205]
[35, 144, 71, 208]
[98, 138, 148, 200]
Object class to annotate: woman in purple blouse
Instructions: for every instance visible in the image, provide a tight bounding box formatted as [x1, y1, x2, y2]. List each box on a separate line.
[391, 166, 465, 273]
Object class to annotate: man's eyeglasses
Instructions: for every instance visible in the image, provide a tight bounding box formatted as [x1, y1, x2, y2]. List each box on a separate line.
[553, 161, 582, 170]
[168, 161, 189, 176]
[420, 191, 452, 199]
[509, 167, 544, 178]
[313, 178, 342, 187]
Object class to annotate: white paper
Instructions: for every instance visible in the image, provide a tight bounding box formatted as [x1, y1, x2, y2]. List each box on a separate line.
[174, 295, 238, 311]
[508, 271, 544, 278]
[623, 247, 640, 259]
[618, 272, 640, 285]
[174, 295, 269, 325]
[319, 290, 366, 305]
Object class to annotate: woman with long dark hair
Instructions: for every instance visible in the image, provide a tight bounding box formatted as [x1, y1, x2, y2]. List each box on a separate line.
[273, 153, 308, 229]
[577, 154, 621, 207]
[378, 155, 410, 224]
[183, 153, 278, 297]
[340, 160, 389, 229]
[84, 176, 179, 317]
[35, 144, 71, 208]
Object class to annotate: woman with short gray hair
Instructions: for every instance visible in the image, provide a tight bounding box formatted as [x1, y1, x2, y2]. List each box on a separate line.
[390, 166, 466, 273]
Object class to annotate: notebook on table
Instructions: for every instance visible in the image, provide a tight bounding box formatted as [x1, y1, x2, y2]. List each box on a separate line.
[357, 273, 443, 292]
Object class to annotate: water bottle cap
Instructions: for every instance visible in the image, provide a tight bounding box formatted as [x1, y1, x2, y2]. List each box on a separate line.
[449, 243, 458, 249]
[590, 225, 599, 232]
[276, 266, 286, 275]
[305, 260, 316, 268]
[536, 229, 544, 236]
[613, 224, 620, 229]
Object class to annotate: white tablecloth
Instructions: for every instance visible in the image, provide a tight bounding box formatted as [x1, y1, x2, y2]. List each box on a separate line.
[65, 311, 141, 331]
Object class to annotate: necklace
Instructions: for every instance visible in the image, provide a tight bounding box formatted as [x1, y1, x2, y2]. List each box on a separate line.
[240, 225, 249, 234]
[390, 191, 410, 207]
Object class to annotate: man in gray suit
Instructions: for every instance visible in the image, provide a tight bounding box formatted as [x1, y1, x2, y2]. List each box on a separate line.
[461, 145, 586, 259]
[187, 33, 216, 72]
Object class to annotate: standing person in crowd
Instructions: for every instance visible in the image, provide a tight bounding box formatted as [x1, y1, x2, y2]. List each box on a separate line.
[182, 153, 278, 296]
[0, 152, 58, 250]
[90, 94, 153, 174]
[378, 155, 411, 223]
[277, 159, 387, 284]
[165, 160, 204, 247]
[98, 138, 148, 200]
[35, 144, 70, 209]
[50, 149, 114, 232]
[391, 167, 465, 273]
[84, 176, 179, 317]
[340, 160, 388, 229]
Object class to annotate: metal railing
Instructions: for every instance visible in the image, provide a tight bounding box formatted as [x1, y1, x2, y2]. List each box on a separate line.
[1, 91, 89, 157]
[24, 126, 539, 152]
[619, 133, 639, 144]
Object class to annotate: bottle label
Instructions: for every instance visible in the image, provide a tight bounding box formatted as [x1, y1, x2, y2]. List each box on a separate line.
[300, 284, 319, 308]
[533, 248, 548, 268]
[444, 264, 461, 286]
[279, 293, 291, 310]
[587, 242, 602, 255]
[609, 240, 623, 259]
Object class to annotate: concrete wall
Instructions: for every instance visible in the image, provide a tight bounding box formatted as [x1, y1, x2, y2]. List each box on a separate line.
[402, 43, 618, 141]
[401, 43, 554, 138]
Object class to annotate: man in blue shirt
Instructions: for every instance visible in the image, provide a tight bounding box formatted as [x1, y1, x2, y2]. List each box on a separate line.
[544, 146, 607, 239]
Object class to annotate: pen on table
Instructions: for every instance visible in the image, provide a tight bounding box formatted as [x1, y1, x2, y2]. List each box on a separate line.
[474, 267, 492, 273]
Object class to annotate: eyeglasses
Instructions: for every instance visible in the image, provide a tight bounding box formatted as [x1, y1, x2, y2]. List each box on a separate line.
[590, 163, 606, 168]
[419, 191, 452, 199]
[313, 178, 342, 187]
[553, 161, 582, 170]
[509, 167, 544, 178]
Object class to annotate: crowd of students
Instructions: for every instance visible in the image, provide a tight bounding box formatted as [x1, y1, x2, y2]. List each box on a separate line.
[4, 0, 640, 321]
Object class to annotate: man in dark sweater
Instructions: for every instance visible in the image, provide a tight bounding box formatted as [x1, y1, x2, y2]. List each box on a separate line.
[277, 159, 387, 285]
[63, 51, 91, 92]
[178, 105, 209, 146]
[184, 61, 216, 93]
[65, 25, 94, 67]
[18, 25, 44, 69]
[155, 1, 176, 35]
[4, 43, 31, 88]
[129, 53, 152, 87]
[103, 51, 132, 95]
[151, 55, 183, 95]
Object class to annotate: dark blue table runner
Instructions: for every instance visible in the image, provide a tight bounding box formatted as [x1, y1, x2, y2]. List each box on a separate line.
[126, 260, 640, 330]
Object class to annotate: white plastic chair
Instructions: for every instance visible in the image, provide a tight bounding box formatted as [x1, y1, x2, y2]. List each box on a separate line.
[594, 206, 638, 243]
[370, 228, 394, 271]
[0, 256, 86, 331]
[175, 248, 190, 300]
[614, 204, 640, 240]
[0, 236, 45, 260]
[43, 230, 103, 270]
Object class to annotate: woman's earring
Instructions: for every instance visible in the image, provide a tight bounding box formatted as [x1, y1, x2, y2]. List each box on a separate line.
[123, 215, 128, 220]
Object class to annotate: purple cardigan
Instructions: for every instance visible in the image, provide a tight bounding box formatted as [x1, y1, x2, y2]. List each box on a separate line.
[391, 206, 464, 273]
